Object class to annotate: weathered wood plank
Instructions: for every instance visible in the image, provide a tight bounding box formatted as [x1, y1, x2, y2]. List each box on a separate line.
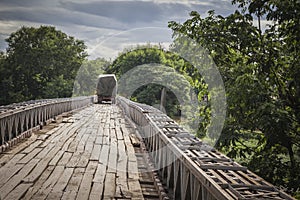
[128, 161, 140, 180]
[0, 162, 23, 188]
[127, 145, 137, 162]
[66, 151, 82, 168]
[57, 152, 73, 166]
[103, 172, 116, 198]
[62, 136, 75, 151]
[47, 167, 74, 199]
[128, 179, 144, 199]
[110, 128, 117, 140]
[99, 144, 109, 166]
[22, 140, 43, 154]
[23, 166, 55, 199]
[89, 182, 103, 200]
[117, 140, 127, 173]
[77, 134, 89, 153]
[86, 160, 98, 173]
[67, 138, 79, 153]
[23, 146, 61, 183]
[0, 158, 39, 198]
[102, 135, 110, 145]
[62, 167, 85, 200]
[0, 153, 25, 170]
[116, 126, 124, 140]
[32, 165, 65, 199]
[95, 136, 103, 145]
[39, 123, 71, 148]
[3, 183, 32, 200]
[85, 135, 96, 154]
[67, 128, 86, 153]
[35, 143, 55, 159]
[76, 161, 98, 200]
[121, 124, 132, 145]
[96, 125, 103, 137]
[107, 139, 118, 173]
[103, 128, 109, 138]
[90, 144, 101, 161]
[76, 151, 90, 168]
[36, 132, 51, 141]
[129, 133, 141, 147]
[115, 172, 130, 198]
[48, 150, 64, 166]
[93, 163, 107, 183]
[18, 148, 42, 164]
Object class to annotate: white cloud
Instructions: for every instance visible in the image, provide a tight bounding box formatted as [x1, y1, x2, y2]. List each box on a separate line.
[0, 0, 236, 58]
[252, 19, 273, 31]
[88, 27, 172, 59]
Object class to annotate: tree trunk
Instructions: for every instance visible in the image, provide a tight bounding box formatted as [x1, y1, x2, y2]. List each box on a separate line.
[160, 87, 166, 113]
[287, 144, 295, 170]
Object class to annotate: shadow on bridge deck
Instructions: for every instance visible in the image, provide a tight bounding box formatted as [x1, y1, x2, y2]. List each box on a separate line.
[0, 104, 162, 200]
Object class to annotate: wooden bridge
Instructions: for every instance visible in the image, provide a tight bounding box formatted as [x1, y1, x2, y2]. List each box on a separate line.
[0, 96, 295, 199]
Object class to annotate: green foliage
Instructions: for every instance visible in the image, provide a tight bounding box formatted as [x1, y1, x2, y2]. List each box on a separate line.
[107, 46, 206, 131]
[73, 58, 110, 96]
[43, 75, 74, 98]
[168, 0, 300, 196]
[0, 26, 87, 105]
[0, 52, 11, 103]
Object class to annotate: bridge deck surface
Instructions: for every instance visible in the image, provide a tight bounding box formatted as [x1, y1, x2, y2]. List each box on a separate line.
[0, 104, 157, 200]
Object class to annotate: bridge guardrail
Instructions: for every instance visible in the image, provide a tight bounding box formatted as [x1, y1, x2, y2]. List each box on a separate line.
[117, 96, 294, 200]
[0, 96, 95, 152]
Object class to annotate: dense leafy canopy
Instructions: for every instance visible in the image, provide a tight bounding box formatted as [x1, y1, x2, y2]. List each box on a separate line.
[168, 0, 300, 196]
[107, 46, 208, 133]
[0, 26, 87, 105]
[73, 58, 110, 96]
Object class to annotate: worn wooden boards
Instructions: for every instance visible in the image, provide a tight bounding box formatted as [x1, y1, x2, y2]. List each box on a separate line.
[0, 104, 150, 200]
[0, 97, 94, 151]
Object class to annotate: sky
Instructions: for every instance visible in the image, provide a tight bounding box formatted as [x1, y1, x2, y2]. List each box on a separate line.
[0, 0, 239, 60]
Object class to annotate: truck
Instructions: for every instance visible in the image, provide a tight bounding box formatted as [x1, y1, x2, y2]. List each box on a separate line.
[96, 74, 117, 104]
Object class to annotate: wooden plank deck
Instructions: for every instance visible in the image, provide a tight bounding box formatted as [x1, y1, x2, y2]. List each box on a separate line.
[0, 104, 160, 200]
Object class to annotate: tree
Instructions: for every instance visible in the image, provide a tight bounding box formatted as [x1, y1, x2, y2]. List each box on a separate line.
[107, 47, 182, 116]
[168, 1, 300, 195]
[107, 46, 206, 133]
[73, 58, 110, 96]
[1, 26, 87, 104]
[0, 52, 12, 105]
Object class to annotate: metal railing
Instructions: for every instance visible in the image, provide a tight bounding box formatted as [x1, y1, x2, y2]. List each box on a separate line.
[0, 96, 95, 152]
[117, 96, 294, 200]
